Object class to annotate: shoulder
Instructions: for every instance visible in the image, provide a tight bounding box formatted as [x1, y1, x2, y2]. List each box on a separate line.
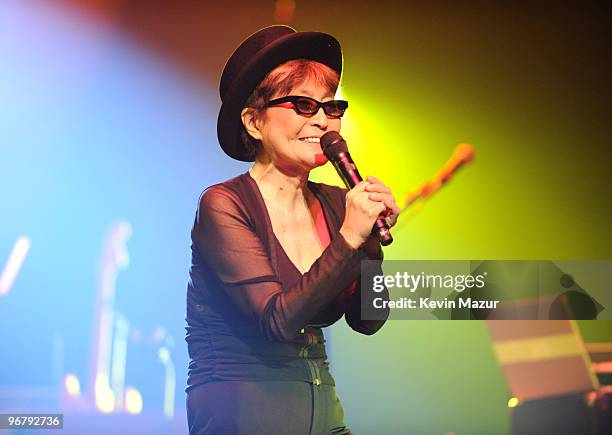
[196, 173, 252, 220]
[198, 173, 252, 205]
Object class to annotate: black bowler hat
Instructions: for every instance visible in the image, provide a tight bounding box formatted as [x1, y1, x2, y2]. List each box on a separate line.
[217, 25, 343, 162]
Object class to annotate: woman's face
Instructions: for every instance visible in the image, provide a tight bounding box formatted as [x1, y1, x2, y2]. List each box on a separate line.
[255, 78, 341, 172]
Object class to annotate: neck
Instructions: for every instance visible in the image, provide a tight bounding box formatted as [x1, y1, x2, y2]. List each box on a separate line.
[249, 161, 311, 208]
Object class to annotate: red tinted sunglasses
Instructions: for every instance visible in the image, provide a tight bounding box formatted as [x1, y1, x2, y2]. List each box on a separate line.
[266, 96, 348, 118]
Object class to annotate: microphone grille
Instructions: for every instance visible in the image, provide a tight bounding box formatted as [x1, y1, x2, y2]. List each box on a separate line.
[320, 131, 348, 158]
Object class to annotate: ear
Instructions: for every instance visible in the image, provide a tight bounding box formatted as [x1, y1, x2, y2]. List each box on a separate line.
[241, 108, 263, 141]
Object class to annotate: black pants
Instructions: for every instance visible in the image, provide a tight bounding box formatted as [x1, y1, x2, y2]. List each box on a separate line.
[187, 381, 351, 435]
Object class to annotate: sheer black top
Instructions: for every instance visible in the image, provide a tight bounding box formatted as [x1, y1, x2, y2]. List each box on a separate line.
[185, 172, 389, 392]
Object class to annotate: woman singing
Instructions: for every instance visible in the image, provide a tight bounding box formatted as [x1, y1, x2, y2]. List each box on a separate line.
[186, 25, 399, 435]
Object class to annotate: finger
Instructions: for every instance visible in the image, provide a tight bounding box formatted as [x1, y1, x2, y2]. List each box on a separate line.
[365, 176, 392, 195]
[365, 183, 391, 193]
[353, 180, 371, 192]
[370, 201, 386, 217]
[368, 193, 401, 217]
[385, 215, 398, 228]
[367, 192, 384, 201]
[367, 192, 395, 206]
[347, 181, 370, 201]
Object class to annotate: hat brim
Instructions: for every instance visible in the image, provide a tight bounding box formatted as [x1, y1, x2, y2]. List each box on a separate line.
[217, 32, 343, 162]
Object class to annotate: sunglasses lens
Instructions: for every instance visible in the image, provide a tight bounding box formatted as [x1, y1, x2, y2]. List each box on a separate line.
[323, 101, 347, 117]
[295, 98, 319, 114]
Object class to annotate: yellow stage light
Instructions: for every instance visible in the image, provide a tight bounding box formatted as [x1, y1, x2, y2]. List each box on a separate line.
[125, 387, 143, 415]
[64, 373, 80, 397]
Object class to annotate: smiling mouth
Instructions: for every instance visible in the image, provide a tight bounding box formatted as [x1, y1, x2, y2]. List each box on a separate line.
[299, 137, 320, 143]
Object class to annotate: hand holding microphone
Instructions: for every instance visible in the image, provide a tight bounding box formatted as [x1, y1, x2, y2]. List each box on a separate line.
[340, 180, 387, 249]
[320, 131, 398, 247]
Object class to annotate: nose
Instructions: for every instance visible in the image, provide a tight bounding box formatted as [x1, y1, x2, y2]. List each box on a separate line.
[310, 106, 329, 130]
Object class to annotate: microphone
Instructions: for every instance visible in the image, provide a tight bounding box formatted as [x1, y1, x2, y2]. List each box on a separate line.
[320, 131, 393, 246]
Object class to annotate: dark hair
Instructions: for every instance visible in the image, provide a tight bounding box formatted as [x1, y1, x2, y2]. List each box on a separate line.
[240, 59, 340, 161]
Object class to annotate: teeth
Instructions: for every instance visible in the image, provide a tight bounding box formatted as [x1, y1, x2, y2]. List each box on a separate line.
[300, 137, 320, 143]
